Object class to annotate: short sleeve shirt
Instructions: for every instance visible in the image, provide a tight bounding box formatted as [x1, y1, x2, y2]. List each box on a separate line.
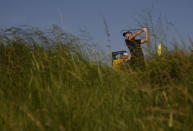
[125, 38, 144, 57]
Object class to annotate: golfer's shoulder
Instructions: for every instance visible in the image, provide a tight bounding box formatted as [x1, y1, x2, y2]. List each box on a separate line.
[134, 39, 141, 43]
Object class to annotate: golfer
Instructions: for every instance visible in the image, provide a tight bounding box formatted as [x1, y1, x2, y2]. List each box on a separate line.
[123, 28, 149, 68]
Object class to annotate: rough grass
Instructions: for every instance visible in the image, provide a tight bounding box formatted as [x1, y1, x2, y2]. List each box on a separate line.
[0, 27, 193, 131]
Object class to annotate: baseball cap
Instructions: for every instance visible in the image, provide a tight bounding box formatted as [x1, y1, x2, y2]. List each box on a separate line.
[123, 52, 128, 56]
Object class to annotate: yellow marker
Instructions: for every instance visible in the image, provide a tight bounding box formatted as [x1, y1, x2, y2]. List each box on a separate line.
[158, 43, 162, 56]
[129, 54, 132, 60]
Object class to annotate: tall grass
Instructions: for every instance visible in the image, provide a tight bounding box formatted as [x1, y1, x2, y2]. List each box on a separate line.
[0, 26, 193, 131]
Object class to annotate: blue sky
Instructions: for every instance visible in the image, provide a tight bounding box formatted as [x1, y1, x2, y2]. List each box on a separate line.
[0, 0, 193, 51]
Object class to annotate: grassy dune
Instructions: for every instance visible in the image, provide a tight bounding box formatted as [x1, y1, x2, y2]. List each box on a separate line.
[0, 27, 193, 130]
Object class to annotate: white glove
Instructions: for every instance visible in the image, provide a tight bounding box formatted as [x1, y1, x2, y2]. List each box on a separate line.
[143, 28, 148, 32]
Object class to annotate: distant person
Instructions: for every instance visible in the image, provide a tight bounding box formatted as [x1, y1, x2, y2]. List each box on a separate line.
[122, 52, 129, 63]
[123, 27, 149, 68]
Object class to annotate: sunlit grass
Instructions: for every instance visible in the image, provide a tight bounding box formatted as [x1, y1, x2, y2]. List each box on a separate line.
[0, 26, 192, 130]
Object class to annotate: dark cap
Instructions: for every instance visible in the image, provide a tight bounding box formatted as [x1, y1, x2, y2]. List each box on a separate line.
[123, 31, 132, 37]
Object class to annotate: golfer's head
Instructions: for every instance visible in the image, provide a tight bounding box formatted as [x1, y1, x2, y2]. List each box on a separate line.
[123, 31, 132, 39]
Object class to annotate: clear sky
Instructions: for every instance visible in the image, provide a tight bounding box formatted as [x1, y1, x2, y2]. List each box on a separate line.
[0, 0, 193, 51]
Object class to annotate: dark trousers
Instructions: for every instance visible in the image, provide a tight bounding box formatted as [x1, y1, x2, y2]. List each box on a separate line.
[130, 56, 145, 70]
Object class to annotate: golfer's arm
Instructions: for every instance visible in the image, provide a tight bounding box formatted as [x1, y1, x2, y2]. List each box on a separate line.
[129, 30, 143, 40]
[141, 29, 149, 44]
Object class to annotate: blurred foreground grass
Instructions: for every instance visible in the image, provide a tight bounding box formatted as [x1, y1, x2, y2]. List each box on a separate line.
[0, 27, 193, 131]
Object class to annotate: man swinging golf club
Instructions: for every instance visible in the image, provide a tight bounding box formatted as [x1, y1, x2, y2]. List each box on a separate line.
[123, 27, 149, 68]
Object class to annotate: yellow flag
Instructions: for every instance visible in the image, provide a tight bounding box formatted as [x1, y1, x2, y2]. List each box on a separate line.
[158, 43, 162, 56]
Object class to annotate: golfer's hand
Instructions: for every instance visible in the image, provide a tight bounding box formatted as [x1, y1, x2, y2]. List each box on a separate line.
[142, 28, 148, 32]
